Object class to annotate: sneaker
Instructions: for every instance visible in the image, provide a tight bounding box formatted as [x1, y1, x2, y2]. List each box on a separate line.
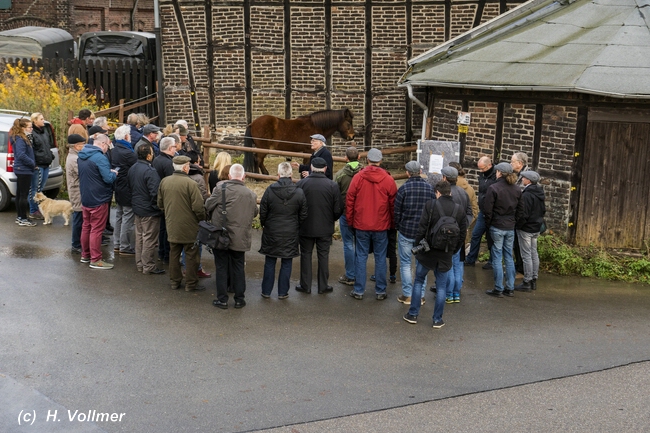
[432, 320, 445, 329]
[19, 218, 36, 227]
[101, 237, 110, 247]
[397, 295, 411, 304]
[80, 257, 90, 263]
[485, 289, 503, 298]
[278, 294, 289, 300]
[482, 262, 493, 270]
[389, 275, 397, 284]
[15, 217, 21, 224]
[376, 293, 387, 301]
[70, 247, 82, 254]
[454, 296, 460, 303]
[338, 275, 355, 285]
[89, 260, 114, 269]
[421, 298, 426, 305]
[197, 269, 211, 278]
[28, 211, 44, 220]
[119, 250, 136, 256]
[503, 289, 515, 297]
[261, 293, 271, 299]
[349, 290, 363, 300]
[429, 285, 436, 293]
[403, 313, 418, 324]
[446, 297, 454, 304]
[370, 274, 376, 282]
[113, 246, 120, 252]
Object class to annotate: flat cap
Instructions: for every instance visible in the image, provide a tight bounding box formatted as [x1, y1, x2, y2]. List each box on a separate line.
[495, 162, 513, 174]
[143, 124, 161, 135]
[521, 170, 540, 184]
[88, 125, 107, 135]
[367, 148, 383, 162]
[310, 134, 327, 143]
[441, 166, 458, 178]
[405, 160, 421, 173]
[172, 155, 191, 165]
[67, 134, 86, 144]
[311, 157, 327, 168]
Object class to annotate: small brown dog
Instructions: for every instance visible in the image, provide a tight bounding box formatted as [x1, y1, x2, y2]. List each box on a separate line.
[34, 192, 73, 226]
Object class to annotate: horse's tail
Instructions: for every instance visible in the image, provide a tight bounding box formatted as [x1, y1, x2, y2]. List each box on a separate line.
[243, 125, 257, 173]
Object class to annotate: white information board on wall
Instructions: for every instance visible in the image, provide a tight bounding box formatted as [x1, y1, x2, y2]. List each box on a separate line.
[417, 140, 461, 186]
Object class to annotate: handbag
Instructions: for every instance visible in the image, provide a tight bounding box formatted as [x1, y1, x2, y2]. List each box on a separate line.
[198, 183, 230, 251]
[539, 219, 547, 234]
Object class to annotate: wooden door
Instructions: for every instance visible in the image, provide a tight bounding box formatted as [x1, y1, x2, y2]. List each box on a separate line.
[576, 120, 650, 248]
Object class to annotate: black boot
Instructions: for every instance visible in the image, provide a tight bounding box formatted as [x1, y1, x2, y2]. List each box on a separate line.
[531, 279, 537, 290]
[514, 280, 532, 292]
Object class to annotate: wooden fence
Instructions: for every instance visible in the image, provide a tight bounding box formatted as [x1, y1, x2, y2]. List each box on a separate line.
[0, 57, 158, 119]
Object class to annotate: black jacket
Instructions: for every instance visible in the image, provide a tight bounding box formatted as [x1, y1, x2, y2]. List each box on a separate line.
[111, 140, 137, 206]
[516, 184, 546, 233]
[414, 195, 467, 273]
[259, 177, 308, 258]
[31, 124, 54, 167]
[298, 146, 334, 180]
[128, 160, 162, 217]
[483, 177, 523, 230]
[153, 153, 174, 180]
[477, 165, 497, 211]
[296, 172, 342, 237]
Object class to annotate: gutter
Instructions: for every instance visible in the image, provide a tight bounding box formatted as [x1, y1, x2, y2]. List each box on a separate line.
[402, 83, 428, 141]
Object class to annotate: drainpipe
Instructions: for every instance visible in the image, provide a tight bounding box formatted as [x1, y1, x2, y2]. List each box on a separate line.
[154, 0, 166, 124]
[404, 83, 428, 141]
[131, 0, 140, 30]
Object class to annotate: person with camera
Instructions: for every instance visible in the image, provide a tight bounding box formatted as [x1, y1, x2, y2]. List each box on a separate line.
[402, 181, 466, 329]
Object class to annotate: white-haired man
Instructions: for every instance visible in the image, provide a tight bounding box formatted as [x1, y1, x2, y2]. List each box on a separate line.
[152, 136, 177, 264]
[206, 164, 258, 309]
[111, 124, 137, 255]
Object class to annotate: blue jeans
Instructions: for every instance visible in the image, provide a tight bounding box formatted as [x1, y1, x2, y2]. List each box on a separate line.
[28, 166, 50, 213]
[466, 211, 490, 264]
[339, 215, 355, 280]
[353, 230, 388, 295]
[408, 262, 449, 322]
[445, 250, 463, 298]
[71, 211, 83, 249]
[489, 226, 516, 291]
[397, 232, 427, 298]
[261, 256, 292, 297]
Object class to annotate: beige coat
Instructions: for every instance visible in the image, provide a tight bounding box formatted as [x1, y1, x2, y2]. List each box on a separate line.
[457, 176, 479, 219]
[65, 146, 82, 212]
[205, 179, 258, 252]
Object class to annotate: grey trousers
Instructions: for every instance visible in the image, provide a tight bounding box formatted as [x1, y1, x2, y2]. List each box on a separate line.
[114, 204, 135, 252]
[517, 230, 540, 282]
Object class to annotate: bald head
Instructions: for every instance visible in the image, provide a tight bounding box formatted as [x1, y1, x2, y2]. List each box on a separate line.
[477, 156, 492, 172]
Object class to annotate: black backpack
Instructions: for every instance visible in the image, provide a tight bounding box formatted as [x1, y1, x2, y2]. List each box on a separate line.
[427, 200, 461, 253]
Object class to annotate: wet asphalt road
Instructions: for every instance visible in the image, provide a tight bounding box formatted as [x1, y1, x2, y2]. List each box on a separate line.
[1, 208, 649, 432]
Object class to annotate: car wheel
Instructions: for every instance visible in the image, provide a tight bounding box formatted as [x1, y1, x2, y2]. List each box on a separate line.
[0, 181, 11, 212]
[44, 188, 60, 199]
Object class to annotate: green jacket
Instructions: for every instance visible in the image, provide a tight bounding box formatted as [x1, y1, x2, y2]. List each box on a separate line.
[334, 161, 363, 214]
[157, 172, 206, 244]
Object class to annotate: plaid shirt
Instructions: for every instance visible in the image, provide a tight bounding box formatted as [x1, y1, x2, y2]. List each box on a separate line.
[394, 176, 435, 240]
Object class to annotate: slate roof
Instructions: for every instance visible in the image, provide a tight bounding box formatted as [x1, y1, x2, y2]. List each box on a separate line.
[399, 0, 650, 98]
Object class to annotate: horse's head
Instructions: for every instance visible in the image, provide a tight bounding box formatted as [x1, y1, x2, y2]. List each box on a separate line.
[339, 108, 355, 140]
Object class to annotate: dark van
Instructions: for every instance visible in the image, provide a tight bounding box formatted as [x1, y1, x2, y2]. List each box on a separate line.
[78, 31, 156, 62]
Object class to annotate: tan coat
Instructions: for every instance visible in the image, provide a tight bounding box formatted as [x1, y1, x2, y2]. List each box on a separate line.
[65, 146, 82, 212]
[157, 172, 206, 244]
[457, 175, 479, 219]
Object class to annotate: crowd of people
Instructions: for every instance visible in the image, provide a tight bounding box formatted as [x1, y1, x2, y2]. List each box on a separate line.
[9, 111, 546, 327]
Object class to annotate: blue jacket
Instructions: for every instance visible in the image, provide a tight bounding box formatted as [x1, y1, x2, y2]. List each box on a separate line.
[78, 144, 116, 208]
[111, 139, 137, 207]
[129, 124, 143, 147]
[11, 135, 36, 175]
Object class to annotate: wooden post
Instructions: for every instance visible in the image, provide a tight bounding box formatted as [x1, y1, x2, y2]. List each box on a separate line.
[118, 99, 125, 124]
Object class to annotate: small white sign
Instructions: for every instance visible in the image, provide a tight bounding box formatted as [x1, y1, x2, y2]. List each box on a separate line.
[429, 154, 444, 174]
[457, 111, 471, 125]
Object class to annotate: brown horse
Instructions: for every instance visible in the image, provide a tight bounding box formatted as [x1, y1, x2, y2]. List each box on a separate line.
[243, 108, 355, 175]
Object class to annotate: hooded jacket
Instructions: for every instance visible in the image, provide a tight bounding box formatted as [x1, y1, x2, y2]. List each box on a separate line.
[111, 139, 137, 207]
[516, 183, 546, 233]
[334, 161, 362, 214]
[78, 144, 116, 208]
[12, 135, 36, 175]
[346, 165, 397, 231]
[259, 177, 308, 258]
[31, 124, 54, 167]
[296, 172, 342, 237]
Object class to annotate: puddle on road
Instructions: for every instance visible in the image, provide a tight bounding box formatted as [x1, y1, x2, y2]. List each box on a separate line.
[0, 244, 62, 259]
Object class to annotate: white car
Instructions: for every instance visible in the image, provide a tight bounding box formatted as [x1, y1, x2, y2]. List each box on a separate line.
[0, 110, 64, 211]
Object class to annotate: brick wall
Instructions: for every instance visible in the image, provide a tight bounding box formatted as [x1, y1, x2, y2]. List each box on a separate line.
[1, 0, 154, 36]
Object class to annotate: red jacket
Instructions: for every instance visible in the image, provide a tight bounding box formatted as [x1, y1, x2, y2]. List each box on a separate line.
[346, 165, 397, 231]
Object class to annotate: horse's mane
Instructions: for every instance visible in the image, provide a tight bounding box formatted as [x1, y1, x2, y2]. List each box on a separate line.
[309, 109, 346, 129]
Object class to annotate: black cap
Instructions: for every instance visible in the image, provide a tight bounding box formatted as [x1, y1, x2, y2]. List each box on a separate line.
[311, 157, 327, 168]
[67, 134, 86, 144]
[88, 125, 107, 135]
